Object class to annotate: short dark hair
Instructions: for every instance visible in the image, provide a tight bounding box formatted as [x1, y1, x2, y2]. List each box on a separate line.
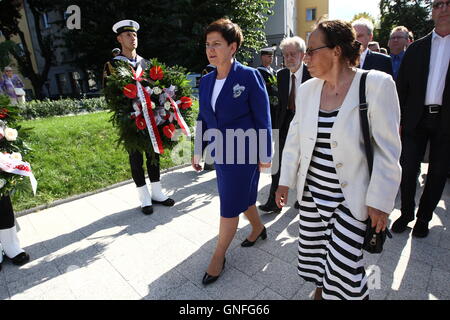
[205, 18, 244, 50]
[315, 19, 361, 67]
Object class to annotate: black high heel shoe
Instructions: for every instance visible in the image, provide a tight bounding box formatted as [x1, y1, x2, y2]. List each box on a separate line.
[202, 258, 226, 286]
[241, 227, 267, 247]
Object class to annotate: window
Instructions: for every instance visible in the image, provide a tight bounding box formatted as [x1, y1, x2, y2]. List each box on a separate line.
[17, 43, 25, 57]
[42, 13, 50, 28]
[70, 71, 83, 96]
[87, 70, 98, 91]
[56, 73, 69, 95]
[306, 8, 317, 21]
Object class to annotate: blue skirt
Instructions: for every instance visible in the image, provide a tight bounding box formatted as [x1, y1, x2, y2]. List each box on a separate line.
[215, 163, 260, 218]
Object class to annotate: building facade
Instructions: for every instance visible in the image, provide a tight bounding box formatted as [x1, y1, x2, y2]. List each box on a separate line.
[254, 0, 329, 70]
[0, 4, 37, 99]
[1, 0, 98, 100]
[297, 0, 330, 41]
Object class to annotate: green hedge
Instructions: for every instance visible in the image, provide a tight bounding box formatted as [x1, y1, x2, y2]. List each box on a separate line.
[20, 97, 108, 119]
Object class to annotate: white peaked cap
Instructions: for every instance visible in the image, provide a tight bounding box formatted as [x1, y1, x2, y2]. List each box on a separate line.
[112, 20, 140, 34]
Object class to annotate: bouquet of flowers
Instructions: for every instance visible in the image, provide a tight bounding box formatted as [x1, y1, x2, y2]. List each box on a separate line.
[0, 94, 37, 197]
[103, 58, 195, 156]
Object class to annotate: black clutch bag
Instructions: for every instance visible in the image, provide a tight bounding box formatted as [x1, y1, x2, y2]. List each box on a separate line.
[363, 218, 393, 254]
[359, 71, 393, 254]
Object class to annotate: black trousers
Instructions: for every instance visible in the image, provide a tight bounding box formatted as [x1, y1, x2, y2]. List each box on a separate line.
[129, 150, 160, 187]
[400, 111, 450, 222]
[0, 196, 15, 230]
[268, 110, 295, 199]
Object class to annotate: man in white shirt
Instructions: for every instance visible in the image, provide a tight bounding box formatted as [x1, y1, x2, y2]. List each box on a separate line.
[259, 37, 311, 213]
[393, 0, 450, 238]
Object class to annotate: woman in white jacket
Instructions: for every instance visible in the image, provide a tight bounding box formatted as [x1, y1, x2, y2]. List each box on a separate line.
[275, 19, 401, 300]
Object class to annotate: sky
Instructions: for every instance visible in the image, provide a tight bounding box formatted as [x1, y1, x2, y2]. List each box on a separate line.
[329, 0, 381, 22]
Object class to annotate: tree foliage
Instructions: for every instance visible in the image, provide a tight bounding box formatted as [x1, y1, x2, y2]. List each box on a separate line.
[58, 0, 274, 80]
[351, 12, 377, 26]
[377, 0, 433, 48]
[0, 41, 16, 70]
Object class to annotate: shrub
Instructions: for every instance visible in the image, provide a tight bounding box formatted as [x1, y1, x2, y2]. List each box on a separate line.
[20, 97, 108, 119]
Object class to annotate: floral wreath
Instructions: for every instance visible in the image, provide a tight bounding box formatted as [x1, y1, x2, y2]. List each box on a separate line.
[103, 58, 195, 156]
[0, 94, 37, 197]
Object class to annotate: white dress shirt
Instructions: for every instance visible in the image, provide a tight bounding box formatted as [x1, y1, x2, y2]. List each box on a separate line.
[211, 78, 226, 112]
[360, 48, 369, 68]
[425, 30, 450, 106]
[289, 64, 304, 93]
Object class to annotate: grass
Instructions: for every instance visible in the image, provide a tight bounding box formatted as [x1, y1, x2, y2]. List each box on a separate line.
[12, 106, 197, 212]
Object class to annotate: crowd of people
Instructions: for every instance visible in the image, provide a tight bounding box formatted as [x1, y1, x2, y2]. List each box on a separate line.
[1, 0, 448, 301]
[191, 0, 448, 300]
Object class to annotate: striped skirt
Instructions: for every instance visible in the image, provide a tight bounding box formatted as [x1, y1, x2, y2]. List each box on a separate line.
[298, 186, 369, 300]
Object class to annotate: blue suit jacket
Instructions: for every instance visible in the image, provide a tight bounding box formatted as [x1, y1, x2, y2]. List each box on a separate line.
[195, 60, 272, 165]
[362, 50, 394, 76]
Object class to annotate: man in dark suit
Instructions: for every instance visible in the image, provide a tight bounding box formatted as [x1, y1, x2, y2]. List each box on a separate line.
[391, 0, 450, 238]
[259, 36, 311, 213]
[352, 18, 394, 76]
[388, 26, 410, 81]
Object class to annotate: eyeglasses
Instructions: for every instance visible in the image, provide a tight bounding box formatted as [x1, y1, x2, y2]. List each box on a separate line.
[389, 36, 408, 41]
[305, 45, 330, 57]
[433, 0, 450, 9]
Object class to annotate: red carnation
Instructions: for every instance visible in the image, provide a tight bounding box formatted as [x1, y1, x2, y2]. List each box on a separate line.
[0, 108, 9, 119]
[135, 115, 147, 130]
[150, 66, 164, 81]
[163, 123, 176, 139]
[123, 84, 138, 99]
[180, 96, 192, 110]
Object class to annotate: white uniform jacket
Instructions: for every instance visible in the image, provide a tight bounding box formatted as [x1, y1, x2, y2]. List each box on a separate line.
[279, 69, 402, 221]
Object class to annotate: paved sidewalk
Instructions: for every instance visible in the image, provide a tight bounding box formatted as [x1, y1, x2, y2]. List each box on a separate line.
[0, 164, 449, 300]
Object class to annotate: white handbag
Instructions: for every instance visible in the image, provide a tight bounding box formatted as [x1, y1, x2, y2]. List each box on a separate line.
[14, 88, 26, 96]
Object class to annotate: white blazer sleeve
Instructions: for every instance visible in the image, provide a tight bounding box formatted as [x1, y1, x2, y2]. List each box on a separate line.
[365, 72, 402, 213]
[278, 86, 303, 189]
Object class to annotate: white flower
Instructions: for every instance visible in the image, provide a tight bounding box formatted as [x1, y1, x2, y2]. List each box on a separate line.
[0, 179, 5, 189]
[0, 127, 4, 140]
[4, 128, 18, 141]
[151, 102, 156, 109]
[164, 101, 172, 110]
[145, 87, 153, 96]
[153, 87, 162, 95]
[11, 152, 22, 161]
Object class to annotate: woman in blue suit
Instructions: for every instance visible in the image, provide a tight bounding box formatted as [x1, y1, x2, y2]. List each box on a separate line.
[192, 18, 272, 285]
